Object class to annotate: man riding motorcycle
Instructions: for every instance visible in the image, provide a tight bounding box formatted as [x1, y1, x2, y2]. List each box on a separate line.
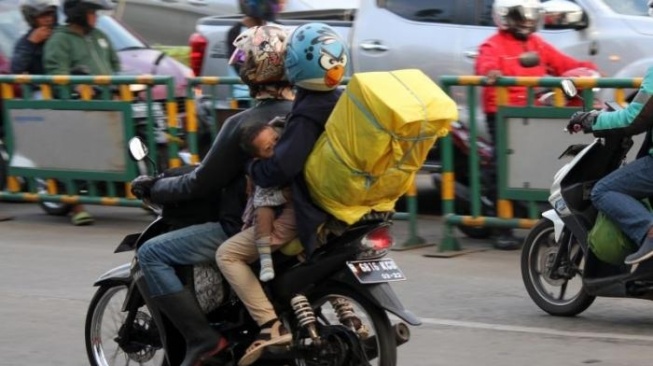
[565, 0, 653, 266]
[129, 24, 294, 366]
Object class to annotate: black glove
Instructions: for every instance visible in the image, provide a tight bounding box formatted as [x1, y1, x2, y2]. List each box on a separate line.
[131, 175, 157, 199]
[567, 110, 600, 134]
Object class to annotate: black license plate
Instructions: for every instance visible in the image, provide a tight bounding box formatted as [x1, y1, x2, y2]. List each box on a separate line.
[346, 258, 406, 284]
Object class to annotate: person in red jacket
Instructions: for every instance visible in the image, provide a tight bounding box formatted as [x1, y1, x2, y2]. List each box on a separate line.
[475, 0, 597, 249]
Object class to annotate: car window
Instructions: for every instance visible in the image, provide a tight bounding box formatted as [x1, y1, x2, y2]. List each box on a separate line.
[599, 0, 648, 16]
[377, 0, 455, 24]
[96, 15, 148, 51]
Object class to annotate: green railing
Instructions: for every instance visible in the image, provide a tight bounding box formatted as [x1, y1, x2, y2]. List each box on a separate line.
[435, 75, 642, 253]
[0, 74, 177, 207]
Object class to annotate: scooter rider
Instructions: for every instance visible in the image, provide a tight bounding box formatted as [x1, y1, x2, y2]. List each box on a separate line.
[567, 1, 653, 265]
[475, 0, 597, 249]
[11, 0, 58, 76]
[129, 24, 293, 366]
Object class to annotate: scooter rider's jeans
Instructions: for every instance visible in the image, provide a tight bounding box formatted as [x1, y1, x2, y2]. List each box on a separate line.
[137, 221, 228, 297]
[591, 155, 653, 245]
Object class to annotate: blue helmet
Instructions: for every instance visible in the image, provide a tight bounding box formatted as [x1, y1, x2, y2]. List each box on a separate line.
[285, 23, 349, 91]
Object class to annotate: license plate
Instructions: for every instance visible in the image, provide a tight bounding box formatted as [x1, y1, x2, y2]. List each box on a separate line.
[346, 258, 406, 284]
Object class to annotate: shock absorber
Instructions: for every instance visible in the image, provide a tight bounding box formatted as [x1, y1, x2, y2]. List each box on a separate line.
[330, 298, 369, 339]
[330, 298, 355, 324]
[290, 294, 320, 343]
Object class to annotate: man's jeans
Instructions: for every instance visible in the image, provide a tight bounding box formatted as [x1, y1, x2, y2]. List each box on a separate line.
[591, 155, 653, 246]
[137, 221, 228, 297]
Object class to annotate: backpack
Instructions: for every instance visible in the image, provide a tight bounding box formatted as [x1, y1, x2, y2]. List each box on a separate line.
[588, 201, 649, 265]
[304, 69, 457, 224]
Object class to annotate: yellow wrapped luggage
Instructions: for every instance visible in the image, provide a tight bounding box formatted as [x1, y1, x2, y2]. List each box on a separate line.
[305, 69, 458, 224]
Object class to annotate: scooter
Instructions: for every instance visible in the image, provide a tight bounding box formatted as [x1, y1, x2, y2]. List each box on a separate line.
[521, 80, 653, 316]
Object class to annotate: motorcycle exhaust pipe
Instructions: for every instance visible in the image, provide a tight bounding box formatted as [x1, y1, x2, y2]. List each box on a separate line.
[393, 322, 411, 345]
[363, 322, 411, 360]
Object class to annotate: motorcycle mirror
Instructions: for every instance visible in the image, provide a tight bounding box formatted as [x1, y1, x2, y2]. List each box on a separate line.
[128, 137, 148, 161]
[560, 79, 578, 98]
[518, 51, 541, 68]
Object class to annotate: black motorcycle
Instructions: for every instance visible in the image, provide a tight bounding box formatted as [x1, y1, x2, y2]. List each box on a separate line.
[84, 137, 418, 366]
[521, 80, 653, 316]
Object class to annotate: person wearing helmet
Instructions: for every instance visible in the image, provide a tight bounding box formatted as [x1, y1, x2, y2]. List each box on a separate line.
[129, 25, 294, 366]
[475, 0, 597, 250]
[226, 0, 285, 102]
[565, 0, 653, 266]
[11, 0, 58, 75]
[43, 0, 119, 76]
[215, 22, 349, 366]
[42, 0, 119, 225]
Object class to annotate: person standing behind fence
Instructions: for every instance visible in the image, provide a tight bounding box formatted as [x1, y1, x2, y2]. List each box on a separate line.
[475, 0, 597, 250]
[11, 0, 58, 77]
[43, 0, 120, 226]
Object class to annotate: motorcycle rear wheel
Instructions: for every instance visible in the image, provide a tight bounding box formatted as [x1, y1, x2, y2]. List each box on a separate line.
[521, 219, 595, 316]
[85, 284, 165, 366]
[302, 285, 397, 366]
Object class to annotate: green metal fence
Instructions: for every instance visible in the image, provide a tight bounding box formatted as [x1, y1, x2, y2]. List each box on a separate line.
[0, 74, 178, 207]
[435, 75, 642, 254]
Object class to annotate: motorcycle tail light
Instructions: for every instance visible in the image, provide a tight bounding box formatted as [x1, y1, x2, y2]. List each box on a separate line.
[358, 226, 395, 259]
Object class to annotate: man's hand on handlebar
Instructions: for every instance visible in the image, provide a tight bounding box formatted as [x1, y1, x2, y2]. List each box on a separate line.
[131, 175, 157, 200]
[567, 110, 600, 134]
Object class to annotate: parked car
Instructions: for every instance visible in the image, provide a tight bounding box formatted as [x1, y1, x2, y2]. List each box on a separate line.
[0, 0, 194, 136]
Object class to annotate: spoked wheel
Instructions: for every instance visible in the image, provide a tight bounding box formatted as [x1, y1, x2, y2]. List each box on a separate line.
[297, 286, 397, 366]
[85, 284, 165, 366]
[521, 219, 595, 316]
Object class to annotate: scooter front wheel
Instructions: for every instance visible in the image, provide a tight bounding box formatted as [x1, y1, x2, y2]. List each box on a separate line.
[521, 219, 595, 316]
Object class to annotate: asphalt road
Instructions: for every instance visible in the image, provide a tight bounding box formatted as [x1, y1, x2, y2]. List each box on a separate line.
[1, 201, 652, 365]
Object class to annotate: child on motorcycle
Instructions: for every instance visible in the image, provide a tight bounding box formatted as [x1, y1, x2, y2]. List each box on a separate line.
[239, 118, 296, 282]
[475, 0, 598, 249]
[216, 22, 350, 366]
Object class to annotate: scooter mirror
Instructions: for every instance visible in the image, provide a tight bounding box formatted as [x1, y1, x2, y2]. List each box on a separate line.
[561, 79, 578, 98]
[518, 51, 541, 68]
[128, 137, 148, 161]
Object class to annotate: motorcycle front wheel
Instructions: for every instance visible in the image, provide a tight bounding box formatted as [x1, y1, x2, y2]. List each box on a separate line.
[85, 284, 165, 366]
[521, 219, 595, 316]
[301, 285, 397, 366]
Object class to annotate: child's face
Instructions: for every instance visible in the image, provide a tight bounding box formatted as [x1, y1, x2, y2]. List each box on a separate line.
[252, 126, 279, 159]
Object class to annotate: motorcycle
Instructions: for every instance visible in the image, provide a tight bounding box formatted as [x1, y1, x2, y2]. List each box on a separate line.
[521, 79, 653, 316]
[431, 66, 602, 240]
[84, 136, 419, 366]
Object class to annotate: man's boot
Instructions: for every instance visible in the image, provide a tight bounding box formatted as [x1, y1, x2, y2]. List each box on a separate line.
[151, 289, 228, 366]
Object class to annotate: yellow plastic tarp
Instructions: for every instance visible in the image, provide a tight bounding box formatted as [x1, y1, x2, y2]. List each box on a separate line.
[305, 69, 458, 224]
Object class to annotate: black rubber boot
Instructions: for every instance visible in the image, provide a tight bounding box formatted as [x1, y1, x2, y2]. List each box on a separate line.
[152, 289, 227, 366]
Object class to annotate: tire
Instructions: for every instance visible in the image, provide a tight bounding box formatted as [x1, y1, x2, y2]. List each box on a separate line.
[85, 284, 165, 366]
[303, 285, 397, 366]
[521, 219, 595, 316]
[36, 179, 73, 216]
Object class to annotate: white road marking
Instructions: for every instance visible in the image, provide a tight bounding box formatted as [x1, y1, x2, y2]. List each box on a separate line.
[419, 317, 653, 342]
